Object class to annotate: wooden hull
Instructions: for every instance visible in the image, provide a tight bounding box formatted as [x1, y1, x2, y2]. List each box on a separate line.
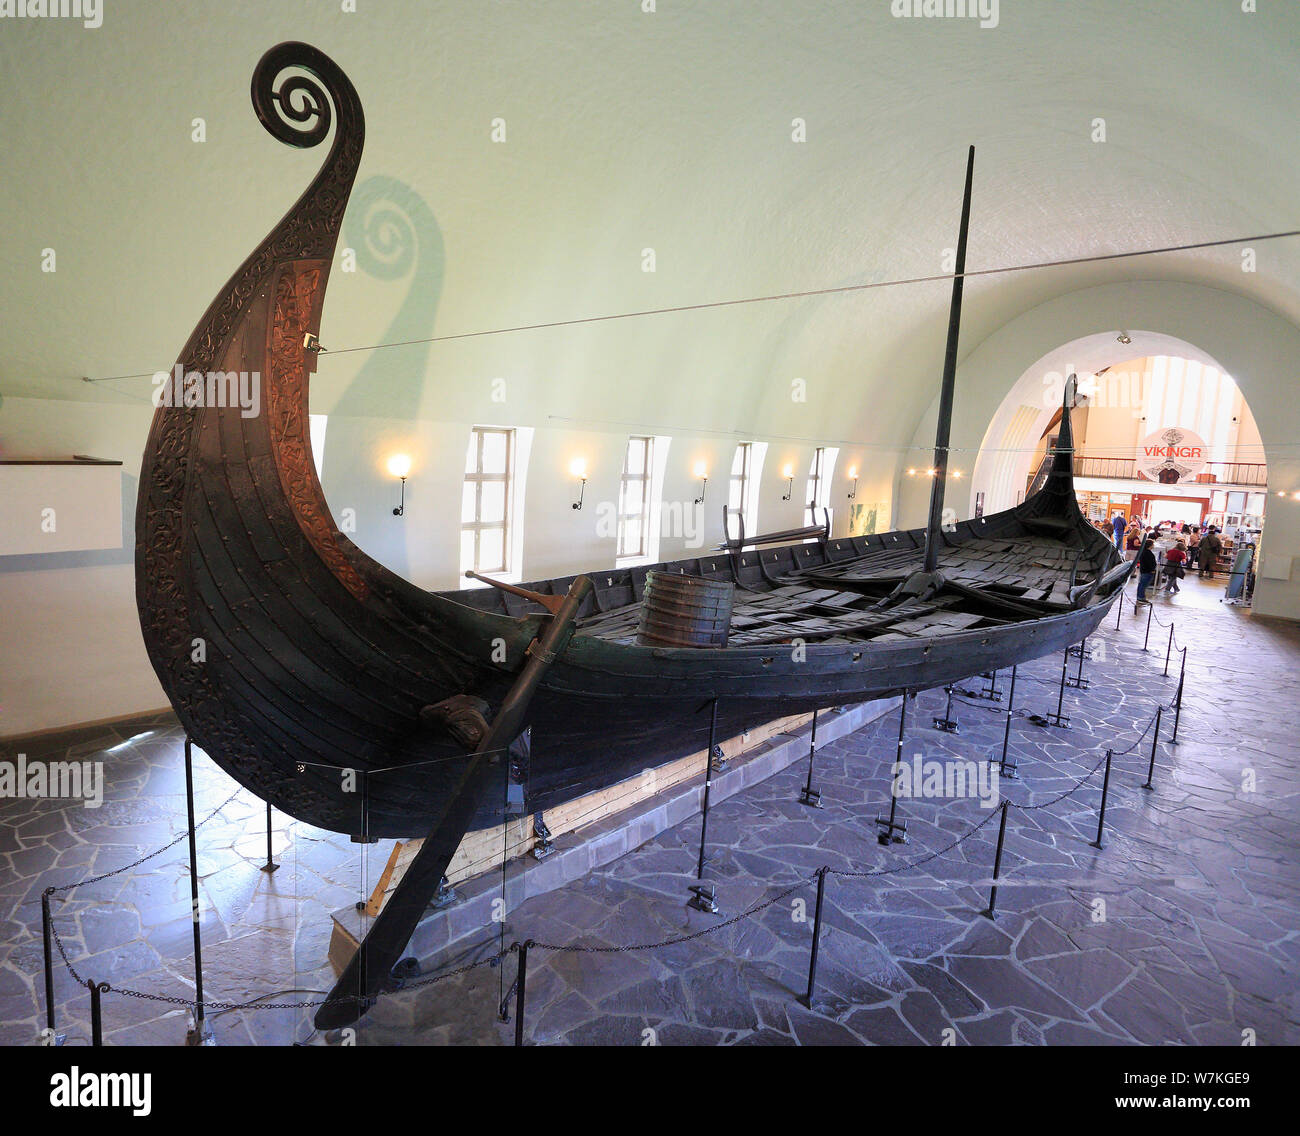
[136, 43, 1130, 845]
[520, 596, 1112, 819]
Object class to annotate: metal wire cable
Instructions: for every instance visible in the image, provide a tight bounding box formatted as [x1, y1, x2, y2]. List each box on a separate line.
[75, 226, 1300, 384]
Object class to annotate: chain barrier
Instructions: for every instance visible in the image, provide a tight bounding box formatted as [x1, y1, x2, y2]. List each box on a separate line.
[948, 692, 1037, 717]
[1007, 748, 1114, 812]
[45, 788, 242, 897]
[529, 878, 813, 954]
[41, 777, 507, 1013]
[100, 952, 508, 1012]
[1112, 580, 1203, 658]
[828, 806, 1005, 879]
[41, 642, 1188, 1019]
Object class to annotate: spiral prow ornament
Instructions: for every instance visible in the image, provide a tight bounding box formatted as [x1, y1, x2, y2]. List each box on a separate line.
[251, 41, 363, 152]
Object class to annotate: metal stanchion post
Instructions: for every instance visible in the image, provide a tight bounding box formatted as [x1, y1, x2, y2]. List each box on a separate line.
[799, 709, 823, 808]
[1045, 648, 1071, 728]
[183, 738, 209, 1043]
[1067, 636, 1090, 690]
[260, 800, 278, 873]
[695, 699, 718, 880]
[1143, 707, 1163, 790]
[513, 941, 530, 1047]
[933, 684, 959, 733]
[1090, 749, 1114, 850]
[982, 670, 1002, 702]
[1142, 603, 1154, 650]
[875, 693, 910, 844]
[360, 769, 369, 844]
[1163, 625, 1175, 677]
[688, 700, 721, 913]
[1115, 589, 1124, 630]
[1170, 651, 1187, 745]
[997, 665, 1019, 778]
[804, 868, 828, 1008]
[89, 980, 104, 1047]
[982, 801, 1010, 920]
[40, 890, 62, 1045]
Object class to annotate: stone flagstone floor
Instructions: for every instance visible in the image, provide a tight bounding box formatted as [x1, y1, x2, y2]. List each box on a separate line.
[1, 573, 1297, 1046]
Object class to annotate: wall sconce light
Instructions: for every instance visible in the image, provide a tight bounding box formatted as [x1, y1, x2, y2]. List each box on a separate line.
[387, 453, 411, 516]
[570, 457, 587, 510]
[952, 470, 963, 480]
[693, 461, 708, 504]
[1117, 331, 1132, 345]
[781, 463, 794, 501]
[847, 465, 858, 500]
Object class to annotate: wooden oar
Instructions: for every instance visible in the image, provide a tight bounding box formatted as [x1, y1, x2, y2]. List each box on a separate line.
[314, 574, 593, 1031]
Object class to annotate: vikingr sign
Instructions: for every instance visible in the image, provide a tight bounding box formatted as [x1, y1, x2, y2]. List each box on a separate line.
[1136, 427, 1208, 483]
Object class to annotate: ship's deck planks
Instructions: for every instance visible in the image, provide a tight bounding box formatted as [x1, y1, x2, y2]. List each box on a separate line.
[574, 532, 1102, 647]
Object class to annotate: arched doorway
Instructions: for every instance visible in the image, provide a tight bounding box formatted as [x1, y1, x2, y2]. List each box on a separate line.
[970, 332, 1269, 598]
[980, 344, 1266, 524]
[891, 283, 1300, 621]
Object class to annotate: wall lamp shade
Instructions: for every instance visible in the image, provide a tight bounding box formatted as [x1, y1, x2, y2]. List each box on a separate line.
[388, 453, 411, 516]
[570, 458, 587, 510]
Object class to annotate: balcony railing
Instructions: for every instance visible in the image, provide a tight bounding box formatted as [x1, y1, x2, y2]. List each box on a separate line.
[1072, 455, 1267, 487]
[1021, 452, 1268, 498]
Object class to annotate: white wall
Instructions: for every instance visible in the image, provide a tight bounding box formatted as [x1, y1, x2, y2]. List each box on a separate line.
[8, 279, 1300, 736]
[0, 397, 166, 735]
[0, 392, 902, 735]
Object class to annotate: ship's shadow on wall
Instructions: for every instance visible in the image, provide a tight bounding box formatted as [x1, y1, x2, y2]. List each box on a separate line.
[333, 175, 444, 419]
[324, 177, 444, 581]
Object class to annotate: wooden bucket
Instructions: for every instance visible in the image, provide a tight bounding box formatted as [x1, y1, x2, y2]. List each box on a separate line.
[636, 571, 734, 648]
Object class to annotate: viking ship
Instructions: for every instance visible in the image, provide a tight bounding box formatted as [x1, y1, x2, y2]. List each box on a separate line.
[135, 43, 1135, 1026]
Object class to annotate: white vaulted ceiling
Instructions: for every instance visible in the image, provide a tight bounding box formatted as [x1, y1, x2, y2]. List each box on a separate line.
[1, 0, 1298, 454]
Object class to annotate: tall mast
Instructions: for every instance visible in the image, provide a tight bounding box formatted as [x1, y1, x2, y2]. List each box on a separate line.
[922, 145, 975, 575]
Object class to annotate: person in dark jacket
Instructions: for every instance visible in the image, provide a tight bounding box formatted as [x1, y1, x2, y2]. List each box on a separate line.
[1199, 528, 1223, 578]
[1111, 511, 1126, 550]
[1136, 538, 1158, 604]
